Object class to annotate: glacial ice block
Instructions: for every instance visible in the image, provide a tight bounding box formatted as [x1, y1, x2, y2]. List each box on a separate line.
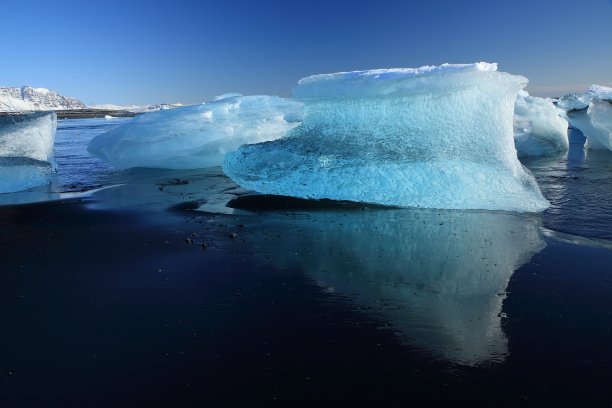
[513, 91, 569, 157]
[582, 85, 612, 105]
[0, 112, 56, 193]
[559, 85, 612, 151]
[87, 95, 303, 169]
[557, 92, 589, 112]
[569, 100, 612, 151]
[558, 85, 612, 113]
[224, 63, 550, 212]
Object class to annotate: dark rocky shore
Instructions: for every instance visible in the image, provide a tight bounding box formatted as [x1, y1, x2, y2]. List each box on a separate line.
[0, 109, 139, 119]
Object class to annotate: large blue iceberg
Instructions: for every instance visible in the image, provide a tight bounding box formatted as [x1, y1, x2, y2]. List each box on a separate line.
[558, 85, 612, 151]
[0, 112, 56, 193]
[224, 63, 550, 212]
[87, 94, 303, 169]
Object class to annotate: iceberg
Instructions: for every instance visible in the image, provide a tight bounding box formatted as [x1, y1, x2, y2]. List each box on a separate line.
[557, 92, 589, 112]
[87, 94, 303, 169]
[224, 63, 550, 212]
[569, 99, 612, 151]
[0, 112, 57, 193]
[559, 85, 612, 151]
[558, 85, 612, 113]
[513, 90, 569, 157]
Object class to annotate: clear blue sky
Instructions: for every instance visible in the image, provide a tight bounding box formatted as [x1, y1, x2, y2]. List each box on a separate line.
[2, 0, 611, 105]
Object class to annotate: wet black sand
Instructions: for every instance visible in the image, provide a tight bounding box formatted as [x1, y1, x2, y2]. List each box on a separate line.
[1, 194, 612, 406]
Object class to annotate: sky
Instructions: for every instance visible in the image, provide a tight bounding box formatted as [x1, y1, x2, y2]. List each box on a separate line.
[1, 0, 611, 105]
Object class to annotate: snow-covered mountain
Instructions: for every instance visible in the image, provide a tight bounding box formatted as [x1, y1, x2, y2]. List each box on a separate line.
[0, 86, 86, 111]
[0, 86, 184, 113]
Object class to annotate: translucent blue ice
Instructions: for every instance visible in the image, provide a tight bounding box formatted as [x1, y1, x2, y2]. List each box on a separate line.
[0, 112, 56, 193]
[224, 63, 550, 212]
[513, 91, 568, 157]
[559, 85, 612, 151]
[569, 100, 612, 151]
[87, 94, 303, 169]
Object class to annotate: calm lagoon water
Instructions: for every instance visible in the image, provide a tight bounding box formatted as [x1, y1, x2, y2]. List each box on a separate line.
[46, 118, 612, 242]
[1, 119, 612, 405]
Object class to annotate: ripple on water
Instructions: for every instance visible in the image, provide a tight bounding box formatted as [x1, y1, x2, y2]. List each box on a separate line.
[524, 128, 612, 241]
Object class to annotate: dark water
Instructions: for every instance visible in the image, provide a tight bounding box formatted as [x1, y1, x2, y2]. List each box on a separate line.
[1, 121, 612, 405]
[523, 129, 612, 240]
[52, 118, 128, 190]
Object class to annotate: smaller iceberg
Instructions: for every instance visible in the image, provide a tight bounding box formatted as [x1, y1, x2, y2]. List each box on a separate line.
[557, 92, 589, 112]
[87, 94, 303, 169]
[569, 99, 612, 151]
[558, 85, 612, 151]
[225, 63, 550, 212]
[513, 90, 568, 157]
[0, 112, 56, 193]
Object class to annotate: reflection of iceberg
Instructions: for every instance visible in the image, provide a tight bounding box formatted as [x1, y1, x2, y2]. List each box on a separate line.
[239, 205, 545, 365]
[513, 91, 568, 157]
[225, 63, 549, 212]
[0, 112, 57, 193]
[87, 94, 302, 169]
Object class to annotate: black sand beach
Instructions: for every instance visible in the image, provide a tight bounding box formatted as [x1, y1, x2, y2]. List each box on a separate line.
[1, 188, 612, 406]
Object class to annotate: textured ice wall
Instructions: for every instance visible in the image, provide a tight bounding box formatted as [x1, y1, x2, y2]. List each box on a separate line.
[513, 91, 568, 157]
[0, 112, 57, 193]
[225, 63, 550, 212]
[559, 85, 612, 151]
[87, 94, 303, 169]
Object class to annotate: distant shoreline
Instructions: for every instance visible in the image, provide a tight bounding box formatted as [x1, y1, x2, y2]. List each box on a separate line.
[0, 109, 141, 119]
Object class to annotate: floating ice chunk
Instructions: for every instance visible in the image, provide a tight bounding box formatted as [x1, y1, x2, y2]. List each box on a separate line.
[513, 91, 568, 157]
[583, 84, 612, 103]
[0, 112, 56, 163]
[0, 112, 57, 193]
[569, 100, 612, 151]
[87, 95, 303, 169]
[557, 92, 589, 112]
[557, 85, 612, 112]
[224, 63, 549, 212]
[560, 85, 612, 151]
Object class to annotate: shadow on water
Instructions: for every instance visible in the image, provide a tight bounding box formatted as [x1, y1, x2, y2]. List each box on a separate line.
[228, 198, 546, 365]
